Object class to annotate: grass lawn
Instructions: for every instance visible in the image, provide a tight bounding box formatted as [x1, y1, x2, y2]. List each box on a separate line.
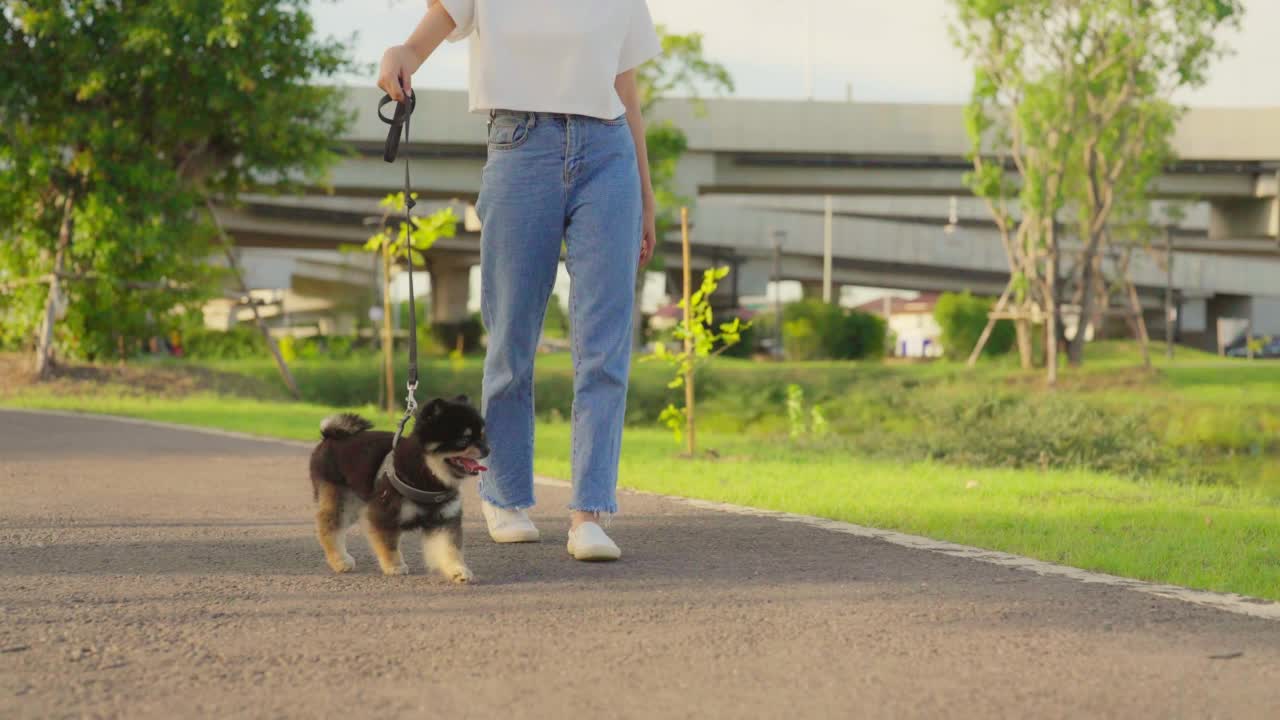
[3, 387, 1277, 602]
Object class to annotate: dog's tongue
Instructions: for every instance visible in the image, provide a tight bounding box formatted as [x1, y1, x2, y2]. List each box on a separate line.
[456, 457, 487, 473]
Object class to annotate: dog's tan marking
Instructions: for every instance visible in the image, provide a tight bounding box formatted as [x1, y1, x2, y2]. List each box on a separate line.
[365, 513, 408, 576]
[315, 484, 359, 573]
[425, 455, 463, 489]
[423, 528, 472, 583]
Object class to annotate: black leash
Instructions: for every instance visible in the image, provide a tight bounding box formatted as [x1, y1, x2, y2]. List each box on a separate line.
[377, 92, 453, 506]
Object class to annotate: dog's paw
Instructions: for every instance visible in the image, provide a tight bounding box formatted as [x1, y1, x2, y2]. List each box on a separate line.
[327, 553, 356, 574]
[381, 562, 410, 576]
[446, 565, 475, 584]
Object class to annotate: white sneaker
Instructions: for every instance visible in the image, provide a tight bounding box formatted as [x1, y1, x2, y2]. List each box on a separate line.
[566, 522, 621, 561]
[481, 500, 541, 543]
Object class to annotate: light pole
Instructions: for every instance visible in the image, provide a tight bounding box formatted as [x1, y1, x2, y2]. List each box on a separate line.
[1164, 224, 1175, 360]
[822, 195, 833, 303]
[772, 228, 786, 359]
[943, 196, 958, 235]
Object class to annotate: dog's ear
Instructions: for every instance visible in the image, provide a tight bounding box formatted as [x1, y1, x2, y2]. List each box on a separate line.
[454, 394, 470, 406]
[419, 398, 446, 420]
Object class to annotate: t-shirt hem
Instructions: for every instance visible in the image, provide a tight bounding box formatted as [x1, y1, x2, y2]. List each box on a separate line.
[617, 46, 661, 75]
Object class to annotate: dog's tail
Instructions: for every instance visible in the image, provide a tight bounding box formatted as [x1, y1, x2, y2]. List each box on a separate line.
[319, 413, 374, 440]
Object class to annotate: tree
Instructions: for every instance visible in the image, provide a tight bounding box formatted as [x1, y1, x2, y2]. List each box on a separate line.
[636, 28, 733, 220]
[951, 0, 1241, 379]
[644, 266, 748, 452]
[0, 1, 355, 374]
[354, 194, 456, 412]
[630, 28, 734, 346]
[360, 195, 458, 267]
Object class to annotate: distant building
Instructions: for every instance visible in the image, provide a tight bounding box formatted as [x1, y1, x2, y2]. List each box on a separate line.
[857, 292, 943, 359]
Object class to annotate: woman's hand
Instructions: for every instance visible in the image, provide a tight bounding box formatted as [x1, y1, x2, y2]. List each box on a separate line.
[376, 3, 458, 102]
[378, 45, 421, 102]
[640, 199, 657, 267]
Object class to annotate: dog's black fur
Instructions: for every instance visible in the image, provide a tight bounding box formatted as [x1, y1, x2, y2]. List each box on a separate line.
[308, 395, 488, 582]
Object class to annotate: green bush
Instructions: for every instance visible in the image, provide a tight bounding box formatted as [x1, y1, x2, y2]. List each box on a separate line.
[933, 291, 1014, 360]
[782, 300, 886, 360]
[911, 391, 1169, 477]
[183, 326, 265, 360]
[185, 344, 1280, 487]
[284, 335, 359, 361]
[321, 335, 355, 359]
[188, 328, 370, 363]
[841, 308, 888, 360]
[783, 317, 822, 360]
[278, 335, 298, 362]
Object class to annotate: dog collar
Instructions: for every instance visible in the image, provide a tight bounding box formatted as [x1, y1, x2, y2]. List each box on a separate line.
[378, 451, 456, 505]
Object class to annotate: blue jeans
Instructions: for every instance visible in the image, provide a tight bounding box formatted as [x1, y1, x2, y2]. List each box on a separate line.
[476, 110, 641, 514]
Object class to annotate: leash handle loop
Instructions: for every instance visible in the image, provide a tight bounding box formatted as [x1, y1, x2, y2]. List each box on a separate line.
[378, 93, 416, 164]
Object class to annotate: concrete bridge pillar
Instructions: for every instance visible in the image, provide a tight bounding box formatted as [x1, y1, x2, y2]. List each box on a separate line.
[799, 281, 824, 300]
[428, 257, 472, 325]
[734, 259, 772, 298]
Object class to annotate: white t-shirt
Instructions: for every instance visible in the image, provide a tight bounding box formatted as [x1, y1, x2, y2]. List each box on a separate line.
[437, 0, 662, 119]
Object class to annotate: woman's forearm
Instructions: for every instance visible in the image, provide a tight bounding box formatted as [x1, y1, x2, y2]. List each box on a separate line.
[404, 1, 458, 69]
[615, 70, 655, 209]
[378, 1, 457, 101]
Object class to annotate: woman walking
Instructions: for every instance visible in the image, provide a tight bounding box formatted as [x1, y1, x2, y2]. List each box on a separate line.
[378, 0, 661, 560]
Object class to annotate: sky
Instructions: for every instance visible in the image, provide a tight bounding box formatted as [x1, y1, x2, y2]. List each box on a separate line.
[314, 0, 1280, 107]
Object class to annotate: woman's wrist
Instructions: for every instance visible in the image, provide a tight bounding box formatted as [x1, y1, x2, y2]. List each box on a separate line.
[399, 43, 427, 71]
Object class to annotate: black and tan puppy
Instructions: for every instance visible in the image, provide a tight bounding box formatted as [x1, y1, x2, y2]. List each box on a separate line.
[308, 396, 488, 582]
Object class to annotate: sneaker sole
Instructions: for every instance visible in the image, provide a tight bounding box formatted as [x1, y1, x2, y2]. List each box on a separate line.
[567, 542, 621, 561]
[489, 528, 541, 543]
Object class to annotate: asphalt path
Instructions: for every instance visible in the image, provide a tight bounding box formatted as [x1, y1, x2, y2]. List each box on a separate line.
[2, 410, 1278, 718]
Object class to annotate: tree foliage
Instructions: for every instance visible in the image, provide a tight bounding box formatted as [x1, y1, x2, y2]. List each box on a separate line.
[0, 1, 356, 360]
[635, 27, 734, 232]
[629, 27, 733, 351]
[644, 267, 748, 446]
[782, 300, 887, 361]
[950, 0, 1242, 376]
[934, 291, 1015, 360]
[360, 195, 457, 267]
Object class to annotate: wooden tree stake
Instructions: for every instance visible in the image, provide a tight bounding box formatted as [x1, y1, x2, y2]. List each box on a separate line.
[681, 206, 695, 457]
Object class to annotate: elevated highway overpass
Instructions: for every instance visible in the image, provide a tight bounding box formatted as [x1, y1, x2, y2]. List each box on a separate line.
[217, 87, 1280, 345]
[326, 87, 1278, 240]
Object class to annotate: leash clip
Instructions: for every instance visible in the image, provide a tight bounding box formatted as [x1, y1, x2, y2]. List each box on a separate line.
[404, 380, 419, 415]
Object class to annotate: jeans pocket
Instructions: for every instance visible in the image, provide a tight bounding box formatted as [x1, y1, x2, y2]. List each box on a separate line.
[488, 114, 531, 150]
